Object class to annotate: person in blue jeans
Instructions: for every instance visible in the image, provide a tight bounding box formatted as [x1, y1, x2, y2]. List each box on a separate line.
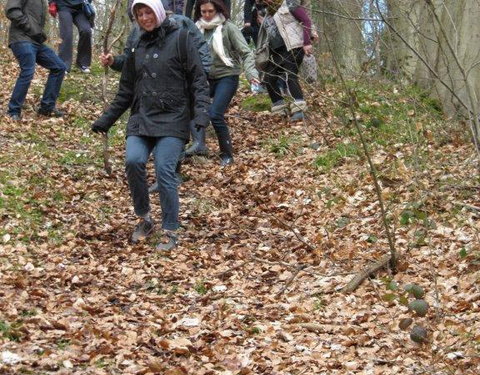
[5, 0, 66, 120]
[91, 0, 210, 251]
[194, 0, 259, 165]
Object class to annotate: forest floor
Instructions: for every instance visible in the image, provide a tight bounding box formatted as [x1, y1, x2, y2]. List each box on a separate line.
[0, 46, 479, 374]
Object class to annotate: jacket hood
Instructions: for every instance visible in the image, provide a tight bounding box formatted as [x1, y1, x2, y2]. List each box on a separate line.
[131, 0, 166, 28]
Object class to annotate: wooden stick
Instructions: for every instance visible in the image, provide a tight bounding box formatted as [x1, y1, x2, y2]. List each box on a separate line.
[453, 201, 480, 213]
[100, 0, 122, 176]
[341, 253, 392, 293]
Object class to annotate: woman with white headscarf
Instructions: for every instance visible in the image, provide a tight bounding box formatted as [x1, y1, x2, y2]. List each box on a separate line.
[91, 0, 210, 250]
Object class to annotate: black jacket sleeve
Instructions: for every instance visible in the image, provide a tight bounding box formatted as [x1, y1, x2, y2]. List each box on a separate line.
[5, 0, 32, 33]
[92, 50, 136, 130]
[184, 32, 210, 126]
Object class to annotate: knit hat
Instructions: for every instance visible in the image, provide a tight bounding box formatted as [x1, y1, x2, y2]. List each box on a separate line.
[131, 0, 167, 28]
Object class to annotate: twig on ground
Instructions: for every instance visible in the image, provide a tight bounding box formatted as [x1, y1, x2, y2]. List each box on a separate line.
[265, 212, 316, 251]
[453, 201, 480, 213]
[341, 253, 394, 293]
[275, 264, 307, 297]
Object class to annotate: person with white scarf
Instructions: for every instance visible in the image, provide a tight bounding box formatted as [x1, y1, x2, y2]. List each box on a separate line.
[193, 0, 260, 165]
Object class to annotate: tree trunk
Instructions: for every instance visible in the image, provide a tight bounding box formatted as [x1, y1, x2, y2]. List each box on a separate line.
[319, 0, 365, 75]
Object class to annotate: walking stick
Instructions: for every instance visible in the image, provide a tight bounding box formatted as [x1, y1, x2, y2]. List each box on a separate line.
[100, 0, 123, 176]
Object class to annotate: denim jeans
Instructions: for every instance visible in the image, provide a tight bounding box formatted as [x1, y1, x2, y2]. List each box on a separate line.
[58, 7, 92, 71]
[209, 75, 239, 141]
[7, 42, 66, 116]
[125, 135, 184, 231]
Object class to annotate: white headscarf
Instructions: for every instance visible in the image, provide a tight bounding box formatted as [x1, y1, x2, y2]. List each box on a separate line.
[196, 14, 234, 68]
[132, 0, 167, 28]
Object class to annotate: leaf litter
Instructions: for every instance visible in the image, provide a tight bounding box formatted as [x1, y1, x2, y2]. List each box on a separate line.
[0, 49, 479, 374]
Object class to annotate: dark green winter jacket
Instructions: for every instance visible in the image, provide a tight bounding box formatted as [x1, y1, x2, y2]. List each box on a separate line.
[5, 0, 48, 46]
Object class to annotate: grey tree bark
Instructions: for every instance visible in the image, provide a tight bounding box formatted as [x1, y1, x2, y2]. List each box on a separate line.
[318, 0, 366, 75]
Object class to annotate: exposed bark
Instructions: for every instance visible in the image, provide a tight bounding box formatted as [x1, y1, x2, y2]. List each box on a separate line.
[318, 0, 366, 75]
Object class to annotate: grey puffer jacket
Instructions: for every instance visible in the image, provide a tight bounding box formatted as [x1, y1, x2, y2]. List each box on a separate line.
[5, 0, 47, 46]
[93, 19, 210, 140]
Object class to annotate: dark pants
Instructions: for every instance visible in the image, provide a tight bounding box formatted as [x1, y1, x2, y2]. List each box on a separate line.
[125, 135, 184, 231]
[7, 41, 66, 116]
[242, 25, 259, 46]
[263, 46, 305, 103]
[208, 75, 239, 141]
[58, 6, 92, 71]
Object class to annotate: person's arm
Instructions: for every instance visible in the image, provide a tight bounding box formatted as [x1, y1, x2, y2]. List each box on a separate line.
[5, 0, 32, 33]
[290, 6, 312, 47]
[184, 32, 210, 128]
[228, 23, 259, 82]
[184, 0, 194, 19]
[92, 49, 136, 132]
[181, 16, 212, 75]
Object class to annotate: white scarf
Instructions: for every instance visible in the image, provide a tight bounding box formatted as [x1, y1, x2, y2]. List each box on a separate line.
[196, 14, 234, 67]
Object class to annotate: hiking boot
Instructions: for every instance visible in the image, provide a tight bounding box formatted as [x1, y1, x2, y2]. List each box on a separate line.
[37, 107, 65, 118]
[218, 131, 234, 166]
[220, 155, 234, 166]
[290, 111, 305, 122]
[271, 100, 288, 116]
[130, 219, 154, 244]
[156, 229, 178, 251]
[8, 113, 21, 121]
[185, 122, 208, 156]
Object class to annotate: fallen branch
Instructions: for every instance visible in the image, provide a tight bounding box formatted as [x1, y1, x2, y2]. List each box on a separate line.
[341, 253, 393, 293]
[265, 213, 316, 252]
[100, 0, 122, 176]
[275, 264, 307, 298]
[453, 201, 480, 213]
[102, 133, 112, 176]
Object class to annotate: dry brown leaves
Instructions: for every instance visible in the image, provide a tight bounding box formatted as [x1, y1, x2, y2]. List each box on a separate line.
[0, 49, 479, 374]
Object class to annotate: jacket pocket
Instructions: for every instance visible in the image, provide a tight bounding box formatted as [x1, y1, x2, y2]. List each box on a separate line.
[141, 89, 186, 117]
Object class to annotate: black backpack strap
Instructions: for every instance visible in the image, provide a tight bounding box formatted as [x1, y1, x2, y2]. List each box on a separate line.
[177, 28, 189, 71]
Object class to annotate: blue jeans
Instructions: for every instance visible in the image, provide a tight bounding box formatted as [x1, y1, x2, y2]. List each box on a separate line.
[125, 136, 184, 231]
[8, 42, 66, 116]
[209, 75, 239, 141]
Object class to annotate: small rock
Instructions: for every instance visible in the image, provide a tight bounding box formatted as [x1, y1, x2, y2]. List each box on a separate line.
[410, 325, 428, 343]
[399, 318, 413, 330]
[24, 262, 35, 272]
[408, 300, 429, 317]
[1, 351, 22, 365]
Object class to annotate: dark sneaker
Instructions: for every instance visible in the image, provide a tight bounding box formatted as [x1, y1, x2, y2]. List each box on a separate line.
[130, 219, 154, 244]
[37, 107, 65, 118]
[290, 111, 305, 122]
[220, 155, 234, 166]
[80, 66, 91, 74]
[156, 229, 177, 251]
[8, 113, 21, 121]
